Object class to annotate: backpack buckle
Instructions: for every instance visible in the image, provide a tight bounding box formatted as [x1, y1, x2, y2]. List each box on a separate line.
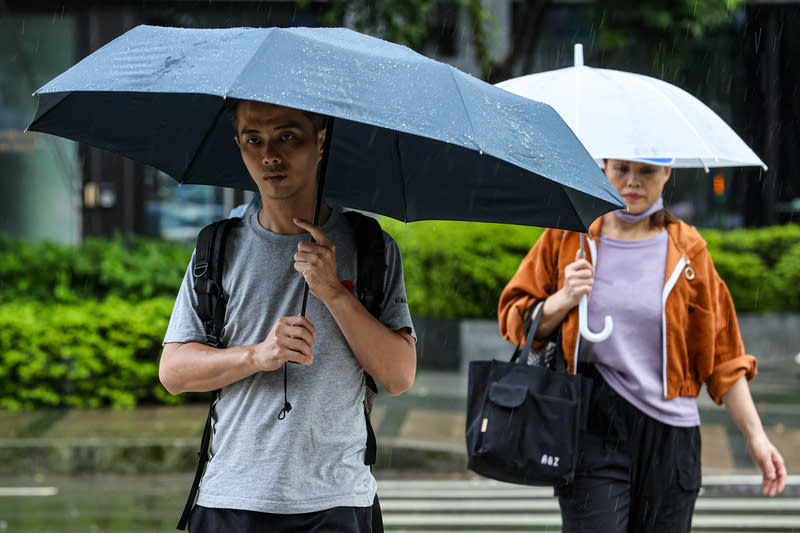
[193, 263, 208, 278]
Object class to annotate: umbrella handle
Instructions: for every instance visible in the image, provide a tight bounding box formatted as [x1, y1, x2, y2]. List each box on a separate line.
[578, 294, 613, 343]
[577, 232, 613, 342]
[300, 116, 337, 318]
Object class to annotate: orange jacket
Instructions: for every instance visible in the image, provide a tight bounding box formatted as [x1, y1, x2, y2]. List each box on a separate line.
[498, 217, 757, 405]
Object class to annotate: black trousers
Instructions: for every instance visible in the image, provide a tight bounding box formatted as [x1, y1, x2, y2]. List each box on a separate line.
[556, 364, 701, 533]
[189, 503, 373, 533]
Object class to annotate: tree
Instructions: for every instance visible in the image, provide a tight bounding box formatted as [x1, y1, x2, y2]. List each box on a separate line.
[587, 0, 745, 79]
[303, 0, 744, 84]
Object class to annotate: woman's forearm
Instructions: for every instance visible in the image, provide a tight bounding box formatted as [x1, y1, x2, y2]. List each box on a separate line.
[536, 289, 575, 339]
[721, 375, 765, 440]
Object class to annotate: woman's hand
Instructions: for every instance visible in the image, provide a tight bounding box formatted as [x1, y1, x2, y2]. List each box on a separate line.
[561, 251, 595, 308]
[537, 251, 595, 338]
[747, 433, 787, 497]
[722, 376, 787, 497]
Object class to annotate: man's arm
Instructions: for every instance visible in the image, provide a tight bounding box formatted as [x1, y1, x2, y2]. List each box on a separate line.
[293, 218, 416, 396]
[159, 315, 316, 395]
[322, 293, 416, 396]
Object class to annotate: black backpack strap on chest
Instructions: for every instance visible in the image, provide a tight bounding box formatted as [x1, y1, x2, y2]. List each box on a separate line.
[344, 211, 386, 319]
[193, 217, 241, 348]
[343, 211, 387, 467]
[177, 216, 240, 531]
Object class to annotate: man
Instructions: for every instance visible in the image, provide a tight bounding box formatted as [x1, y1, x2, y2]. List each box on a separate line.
[159, 99, 417, 532]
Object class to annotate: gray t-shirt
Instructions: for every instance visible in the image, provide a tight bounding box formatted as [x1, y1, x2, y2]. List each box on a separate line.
[163, 207, 414, 514]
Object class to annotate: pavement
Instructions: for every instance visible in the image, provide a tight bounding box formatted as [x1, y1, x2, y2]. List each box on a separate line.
[0, 353, 798, 481]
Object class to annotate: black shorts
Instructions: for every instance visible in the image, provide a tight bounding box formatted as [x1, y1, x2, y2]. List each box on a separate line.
[189, 503, 374, 533]
[556, 364, 702, 533]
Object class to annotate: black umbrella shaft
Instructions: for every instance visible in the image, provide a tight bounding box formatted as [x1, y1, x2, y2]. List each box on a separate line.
[300, 116, 336, 317]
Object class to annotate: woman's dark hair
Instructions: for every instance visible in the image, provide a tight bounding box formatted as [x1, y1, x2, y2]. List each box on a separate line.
[651, 207, 678, 229]
[223, 97, 328, 134]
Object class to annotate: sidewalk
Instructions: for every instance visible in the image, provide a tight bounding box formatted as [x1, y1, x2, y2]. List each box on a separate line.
[0, 359, 797, 479]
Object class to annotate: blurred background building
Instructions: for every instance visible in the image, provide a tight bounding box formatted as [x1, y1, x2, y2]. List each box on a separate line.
[1, 0, 797, 245]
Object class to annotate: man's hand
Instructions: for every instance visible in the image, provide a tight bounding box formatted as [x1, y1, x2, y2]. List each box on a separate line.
[293, 218, 350, 303]
[254, 316, 316, 371]
[159, 315, 317, 394]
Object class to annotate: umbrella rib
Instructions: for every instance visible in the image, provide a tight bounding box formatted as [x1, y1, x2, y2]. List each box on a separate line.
[626, 73, 717, 167]
[178, 31, 279, 182]
[180, 97, 230, 183]
[447, 68, 480, 150]
[392, 130, 409, 222]
[562, 185, 594, 233]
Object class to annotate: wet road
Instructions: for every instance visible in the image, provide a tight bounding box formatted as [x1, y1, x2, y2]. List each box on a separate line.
[1, 474, 799, 532]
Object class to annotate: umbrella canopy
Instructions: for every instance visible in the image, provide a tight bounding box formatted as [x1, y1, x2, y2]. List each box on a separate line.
[29, 25, 624, 232]
[496, 45, 766, 171]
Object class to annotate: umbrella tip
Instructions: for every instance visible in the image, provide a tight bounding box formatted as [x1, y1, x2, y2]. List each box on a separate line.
[574, 44, 584, 67]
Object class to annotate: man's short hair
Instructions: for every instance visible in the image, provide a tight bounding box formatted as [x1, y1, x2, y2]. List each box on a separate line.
[223, 98, 328, 135]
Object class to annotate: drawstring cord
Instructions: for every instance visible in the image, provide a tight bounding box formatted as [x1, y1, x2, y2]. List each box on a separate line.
[278, 363, 292, 420]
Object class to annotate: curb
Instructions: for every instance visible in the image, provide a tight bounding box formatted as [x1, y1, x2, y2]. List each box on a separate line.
[0, 437, 469, 477]
[0, 438, 198, 476]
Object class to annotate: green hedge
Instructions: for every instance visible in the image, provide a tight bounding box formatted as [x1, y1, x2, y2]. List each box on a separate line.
[0, 235, 192, 303]
[382, 220, 800, 316]
[702, 225, 800, 312]
[379, 219, 544, 318]
[0, 222, 798, 408]
[2, 223, 799, 316]
[0, 298, 179, 409]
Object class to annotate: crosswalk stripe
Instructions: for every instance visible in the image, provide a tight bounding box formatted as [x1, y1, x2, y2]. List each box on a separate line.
[0, 487, 58, 496]
[377, 479, 800, 532]
[381, 497, 800, 512]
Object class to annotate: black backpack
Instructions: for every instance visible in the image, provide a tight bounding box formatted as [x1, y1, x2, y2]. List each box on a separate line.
[177, 210, 387, 530]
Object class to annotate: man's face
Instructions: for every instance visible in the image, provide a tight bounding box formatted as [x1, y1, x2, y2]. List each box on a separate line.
[234, 101, 326, 202]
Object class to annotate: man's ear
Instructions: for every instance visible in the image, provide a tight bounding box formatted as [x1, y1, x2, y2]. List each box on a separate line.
[234, 136, 240, 149]
[317, 129, 327, 158]
[664, 166, 672, 182]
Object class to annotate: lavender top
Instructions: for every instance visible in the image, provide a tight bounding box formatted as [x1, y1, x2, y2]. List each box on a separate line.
[580, 232, 700, 427]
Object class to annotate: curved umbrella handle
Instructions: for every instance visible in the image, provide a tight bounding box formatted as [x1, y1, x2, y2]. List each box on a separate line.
[576, 233, 613, 342]
[578, 294, 613, 343]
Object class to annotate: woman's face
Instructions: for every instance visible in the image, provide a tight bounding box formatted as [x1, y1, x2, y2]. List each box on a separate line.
[603, 159, 671, 214]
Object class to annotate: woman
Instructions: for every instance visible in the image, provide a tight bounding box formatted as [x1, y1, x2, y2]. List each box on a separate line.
[498, 159, 786, 533]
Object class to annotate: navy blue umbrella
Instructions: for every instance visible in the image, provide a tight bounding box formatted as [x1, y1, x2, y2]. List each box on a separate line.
[29, 25, 624, 231]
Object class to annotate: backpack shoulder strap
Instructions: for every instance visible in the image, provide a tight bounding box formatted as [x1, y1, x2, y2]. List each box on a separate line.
[343, 211, 386, 318]
[192, 217, 241, 347]
[177, 216, 240, 530]
[343, 211, 387, 467]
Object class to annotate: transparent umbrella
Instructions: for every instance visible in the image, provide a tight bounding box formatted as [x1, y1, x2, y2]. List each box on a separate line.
[497, 44, 766, 172]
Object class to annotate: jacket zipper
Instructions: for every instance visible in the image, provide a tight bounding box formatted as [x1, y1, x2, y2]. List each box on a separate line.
[662, 256, 688, 398]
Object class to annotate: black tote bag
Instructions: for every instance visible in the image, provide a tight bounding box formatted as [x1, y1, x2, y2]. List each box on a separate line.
[466, 302, 592, 486]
